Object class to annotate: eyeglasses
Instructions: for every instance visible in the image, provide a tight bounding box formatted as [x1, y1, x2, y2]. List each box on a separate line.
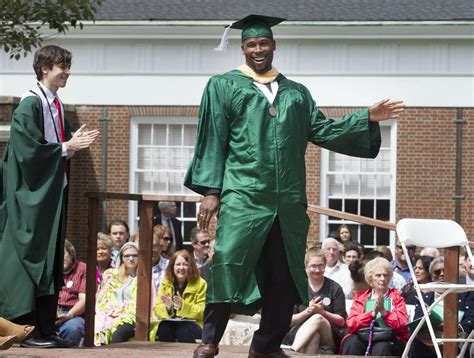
[198, 240, 210, 246]
[308, 264, 325, 270]
[433, 268, 444, 276]
[123, 254, 138, 259]
[162, 237, 172, 242]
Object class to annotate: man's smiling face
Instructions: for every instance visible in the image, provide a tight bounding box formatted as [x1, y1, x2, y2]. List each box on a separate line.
[241, 36, 276, 74]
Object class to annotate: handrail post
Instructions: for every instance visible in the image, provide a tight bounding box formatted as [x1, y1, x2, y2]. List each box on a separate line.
[135, 200, 154, 341]
[443, 246, 459, 357]
[84, 197, 100, 347]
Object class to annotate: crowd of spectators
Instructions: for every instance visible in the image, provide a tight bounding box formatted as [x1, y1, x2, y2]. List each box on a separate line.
[11, 214, 470, 356]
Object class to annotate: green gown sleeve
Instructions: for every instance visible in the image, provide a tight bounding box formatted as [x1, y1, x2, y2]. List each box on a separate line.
[303, 87, 381, 158]
[184, 76, 231, 194]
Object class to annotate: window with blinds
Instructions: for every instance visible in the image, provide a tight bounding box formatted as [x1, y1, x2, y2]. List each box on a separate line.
[135, 122, 196, 194]
[130, 118, 199, 243]
[320, 123, 396, 248]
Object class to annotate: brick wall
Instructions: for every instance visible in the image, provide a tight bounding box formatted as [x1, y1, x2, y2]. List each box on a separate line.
[396, 108, 474, 239]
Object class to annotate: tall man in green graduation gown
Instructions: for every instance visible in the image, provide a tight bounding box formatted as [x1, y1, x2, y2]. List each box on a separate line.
[186, 15, 405, 358]
[0, 45, 99, 348]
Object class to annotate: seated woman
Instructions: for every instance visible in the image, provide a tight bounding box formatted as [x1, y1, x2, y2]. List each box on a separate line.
[348, 259, 370, 297]
[96, 232, 114, 287]
[0, 317, 34, 350]
[151, 225, 172, 289]
[408, 256, 474, 358]
[402, 255, 434, 304]
[283, 248, 346, 354]
[153, 250, 206, 343]
[340, 257, 409, 356]
[94, 242, 155, 345]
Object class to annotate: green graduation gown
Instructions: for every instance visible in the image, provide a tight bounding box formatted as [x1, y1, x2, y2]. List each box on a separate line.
[0, 95, 70, 320]
[184, 70, 381, 314]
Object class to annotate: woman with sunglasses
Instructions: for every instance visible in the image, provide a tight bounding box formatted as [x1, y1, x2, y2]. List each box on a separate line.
[409, 256, 474, 357]
[153, 250, 206, 343]
[94, 242, 156, 345]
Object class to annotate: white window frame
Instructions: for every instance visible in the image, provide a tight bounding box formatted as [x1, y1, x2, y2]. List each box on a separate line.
[319, 120, 397, 251]
[128, 116, 200, 238]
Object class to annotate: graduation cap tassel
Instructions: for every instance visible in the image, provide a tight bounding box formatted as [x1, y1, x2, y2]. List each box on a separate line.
[214, 26, 231, 52]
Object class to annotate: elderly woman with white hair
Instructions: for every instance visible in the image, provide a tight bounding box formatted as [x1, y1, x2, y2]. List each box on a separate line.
[340, 257, 409, 356]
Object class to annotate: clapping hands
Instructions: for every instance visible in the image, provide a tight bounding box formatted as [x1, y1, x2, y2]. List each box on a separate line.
[66, 124, 99, 152]
[161, 294, 173, 311]
[161, 292, 183, 312]
[305, 296, 324, 316]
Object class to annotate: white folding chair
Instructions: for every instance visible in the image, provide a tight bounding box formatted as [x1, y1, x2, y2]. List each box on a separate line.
[396, 218, 474, 358]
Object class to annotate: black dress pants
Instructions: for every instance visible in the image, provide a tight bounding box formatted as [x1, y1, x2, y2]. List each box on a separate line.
[340, 334, 405, 356]
[13, 293, 58, 338]
[12, 205, 64, 339]
[201, 218, 299, 353]
[111, 323, 135, 344]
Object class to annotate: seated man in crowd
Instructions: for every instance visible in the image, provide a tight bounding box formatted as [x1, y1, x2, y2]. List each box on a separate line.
[322, 238, 352, 298]
[152, 225, 171, 289]
[108, 219, 130, 265]
[153, 201, 183, 255]
[391, 240, 417, 284]
[191, 228, 211, 269]
[56, 240, 86, 347]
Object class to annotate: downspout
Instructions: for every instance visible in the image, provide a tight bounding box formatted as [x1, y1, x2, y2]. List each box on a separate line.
[100, 106, 109, 232]
[453, 108, 465, 224]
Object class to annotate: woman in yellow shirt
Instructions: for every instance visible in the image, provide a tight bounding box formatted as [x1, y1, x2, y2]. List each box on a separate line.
[153, 250, 206, 342]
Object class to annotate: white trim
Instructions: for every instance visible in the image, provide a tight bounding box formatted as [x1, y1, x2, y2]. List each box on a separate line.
[128, 117, 139, 233]
[389, 120, 398, 252]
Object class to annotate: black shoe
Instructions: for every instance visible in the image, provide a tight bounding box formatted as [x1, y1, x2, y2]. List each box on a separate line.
[45, 335, 75, 348]
[20, 337, 58, 348]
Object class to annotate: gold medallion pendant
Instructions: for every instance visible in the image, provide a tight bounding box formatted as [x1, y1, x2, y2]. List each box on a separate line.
[268, 106, 277, 117]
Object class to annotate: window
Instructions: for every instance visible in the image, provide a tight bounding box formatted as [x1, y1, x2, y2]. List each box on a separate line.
[320, 122, 396, 248]
[129, 117, 199, 243]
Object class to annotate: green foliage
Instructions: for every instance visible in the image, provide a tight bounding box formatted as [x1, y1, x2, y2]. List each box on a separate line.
[1, 0, 103, 60]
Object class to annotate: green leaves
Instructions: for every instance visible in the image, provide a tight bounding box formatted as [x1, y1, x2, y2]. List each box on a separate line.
[0, 0, 103, 59]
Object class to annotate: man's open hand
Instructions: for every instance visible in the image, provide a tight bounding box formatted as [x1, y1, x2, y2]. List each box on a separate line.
[369, 99, 405, 121]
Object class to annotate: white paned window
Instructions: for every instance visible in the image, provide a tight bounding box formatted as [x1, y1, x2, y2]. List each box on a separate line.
[129, 117, 199, 244]
[320, 122, 396, 249]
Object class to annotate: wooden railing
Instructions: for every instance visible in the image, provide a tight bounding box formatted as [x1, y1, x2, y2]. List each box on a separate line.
[84, 192, 201, 347]
[84, 193, 459, 356]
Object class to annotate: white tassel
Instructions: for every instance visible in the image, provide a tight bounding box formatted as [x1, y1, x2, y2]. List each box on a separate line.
[214, 26, 231, 52]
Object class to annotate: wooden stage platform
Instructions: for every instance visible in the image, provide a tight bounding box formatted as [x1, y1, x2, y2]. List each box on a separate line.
[1, 341, 390, 357]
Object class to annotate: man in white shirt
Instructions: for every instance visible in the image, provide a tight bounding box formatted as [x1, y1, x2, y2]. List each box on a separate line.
[322, 238, 352, 298]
